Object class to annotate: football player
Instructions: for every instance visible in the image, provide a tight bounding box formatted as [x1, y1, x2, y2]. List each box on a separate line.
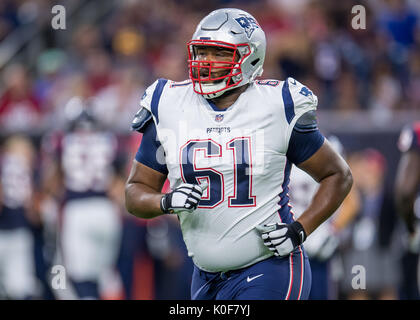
[42, 97, 123, 299]
[396, 122, 420, 249]
[0, 135, 37, 299]
[395, 122, 420, 298]
[125, 8, 353, 300]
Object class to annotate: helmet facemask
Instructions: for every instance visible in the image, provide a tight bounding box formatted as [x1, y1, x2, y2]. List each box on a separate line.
[187, 40, 251, 99]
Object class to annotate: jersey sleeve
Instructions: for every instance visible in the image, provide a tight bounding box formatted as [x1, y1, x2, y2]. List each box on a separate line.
[282, 77, 319, 149]
[398, 123, 420, 154]
[135, 121, 168, 175]
[138, 79, 159, 113]
[132, 78, 171, 133]
[284, 77, 326, 164]
[285, 77, 318, 122]
[286, 125, 325, 165]
[130, 80, 159, 133]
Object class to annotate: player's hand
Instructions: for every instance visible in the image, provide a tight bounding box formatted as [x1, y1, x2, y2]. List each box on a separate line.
[256, 221, 307, 257]
[160, 182, 208, 214]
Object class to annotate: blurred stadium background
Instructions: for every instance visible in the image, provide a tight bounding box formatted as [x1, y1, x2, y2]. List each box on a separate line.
[0, 0, 419, 299]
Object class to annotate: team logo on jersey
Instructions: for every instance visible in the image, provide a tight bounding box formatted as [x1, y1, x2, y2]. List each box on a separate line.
[299, 86, 315, 102]
[215, 114, 224, 122]
[207, 127, 230, 134]
[235, 15, 260, 38]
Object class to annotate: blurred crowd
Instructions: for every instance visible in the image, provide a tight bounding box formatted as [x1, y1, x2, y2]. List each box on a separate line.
[0, 0, 419, 299]
[1, 0, 420, 135]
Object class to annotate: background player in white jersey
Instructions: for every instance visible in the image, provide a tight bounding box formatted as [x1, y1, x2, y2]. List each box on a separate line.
[0, 135, 37, 299]
[42, 98, 122, 299]
[395, 122, 420, 298]
[396, 122, 420, 252]
[125, 8, 353, 300]
[289, 136, 360, 299]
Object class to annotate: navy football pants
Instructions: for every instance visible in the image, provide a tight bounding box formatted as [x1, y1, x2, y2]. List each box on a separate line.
[308, 258, 329, 300]
[191, 247, 312, 300]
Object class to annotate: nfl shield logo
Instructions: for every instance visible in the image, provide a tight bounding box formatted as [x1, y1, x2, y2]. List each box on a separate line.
[215, 114, 224, 122]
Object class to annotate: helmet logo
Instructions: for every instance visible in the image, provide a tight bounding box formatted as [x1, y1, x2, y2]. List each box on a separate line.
[235, 15, 260, 39]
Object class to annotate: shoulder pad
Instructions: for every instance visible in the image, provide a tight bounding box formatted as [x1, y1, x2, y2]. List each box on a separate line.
[294, 110, 318, 133]
[131, 107, 152, 133]
[287, 77, 318, 110]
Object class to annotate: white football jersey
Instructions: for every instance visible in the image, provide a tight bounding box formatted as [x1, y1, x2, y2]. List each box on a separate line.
[140, 77, 318, 272]
[0, 153, 32, 209]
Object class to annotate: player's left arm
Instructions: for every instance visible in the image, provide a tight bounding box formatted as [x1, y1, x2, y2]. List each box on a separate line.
[296, 139, 353, 235]
[257, 79, 352, 257]
[284, 80, 353, 235]
[257, 114, 353, 257]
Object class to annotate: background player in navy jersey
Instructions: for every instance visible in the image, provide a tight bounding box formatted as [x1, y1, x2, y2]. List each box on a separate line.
[0, 135, 37, 299]
[395, 122, 420, 298]
[42, 97, 123, 299]
[125, 8, 353, 300]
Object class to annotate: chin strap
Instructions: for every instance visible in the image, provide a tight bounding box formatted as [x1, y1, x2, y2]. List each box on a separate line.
[197, 77, 247, 99]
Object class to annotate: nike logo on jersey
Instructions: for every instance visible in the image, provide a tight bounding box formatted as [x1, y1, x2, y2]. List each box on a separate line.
[246, 274, 263, 282]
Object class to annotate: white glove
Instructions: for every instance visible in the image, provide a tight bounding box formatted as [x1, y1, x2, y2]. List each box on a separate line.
[160, 182, 208, 214]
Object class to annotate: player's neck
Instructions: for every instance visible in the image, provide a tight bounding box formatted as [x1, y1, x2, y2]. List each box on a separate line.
[207, 84, 249, 110]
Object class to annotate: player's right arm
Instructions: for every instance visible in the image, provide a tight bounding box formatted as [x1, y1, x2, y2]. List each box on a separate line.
[124, 103, 169, 219]
[125, 108, 207, 218]
[125, 160, 167, 219]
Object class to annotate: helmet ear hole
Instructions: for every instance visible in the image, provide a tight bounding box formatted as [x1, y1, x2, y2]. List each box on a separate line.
[250, 58, 260, 66]
[234, 49, 241, 62]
